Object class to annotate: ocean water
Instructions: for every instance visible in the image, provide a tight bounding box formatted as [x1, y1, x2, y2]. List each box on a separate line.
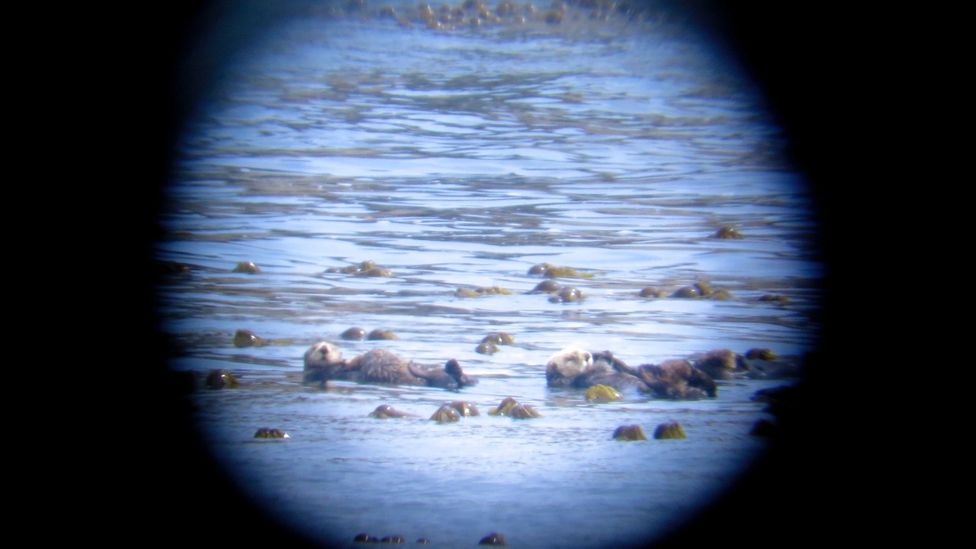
[158, 2, 821, 547]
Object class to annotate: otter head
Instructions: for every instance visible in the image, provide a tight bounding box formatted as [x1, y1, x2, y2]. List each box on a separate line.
[546, 346, 593, 383]
[304, 341, 343, 367]
[303, 341, 345, 384]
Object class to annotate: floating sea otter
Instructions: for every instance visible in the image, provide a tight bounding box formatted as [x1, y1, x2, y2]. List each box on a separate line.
[690, 348, 801, 379]
[545, 347, 717, 400]
[545, 347, 648, 392]
[303, 342, 477, 390]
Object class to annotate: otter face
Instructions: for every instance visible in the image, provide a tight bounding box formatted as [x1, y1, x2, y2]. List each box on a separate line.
[303, 341, 343, 368]
[547, 347, 593, 378]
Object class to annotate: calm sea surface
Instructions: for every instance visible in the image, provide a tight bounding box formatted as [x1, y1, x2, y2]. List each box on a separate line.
[158, 2, 821, 547]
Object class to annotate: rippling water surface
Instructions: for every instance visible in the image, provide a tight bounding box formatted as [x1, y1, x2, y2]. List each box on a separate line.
[159, 2, 821, 547]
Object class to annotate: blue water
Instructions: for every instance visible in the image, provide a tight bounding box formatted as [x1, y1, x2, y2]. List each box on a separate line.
[159, 2, 821, 547]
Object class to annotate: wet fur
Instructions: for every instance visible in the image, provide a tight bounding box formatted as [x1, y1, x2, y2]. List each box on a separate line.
[545, 347, 593, 387]
[548, 347, 717, 400]
[303, 343, 475, 389]
[634, 359, 717, 400]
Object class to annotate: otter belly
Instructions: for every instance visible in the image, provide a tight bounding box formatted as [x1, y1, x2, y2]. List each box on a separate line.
[357, 350, 426, 385]
[575, 370, 649, 393]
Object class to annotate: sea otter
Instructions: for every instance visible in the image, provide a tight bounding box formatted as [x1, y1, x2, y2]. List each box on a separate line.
[692, 348, 763, 379]
[630, 359, 718, 400]
[303, 342, 476, 390]
[545, 347, 648, 393]
[545, 347, 717, 399]
[544, 346, 593, 388]
[597, 350, 717, 399]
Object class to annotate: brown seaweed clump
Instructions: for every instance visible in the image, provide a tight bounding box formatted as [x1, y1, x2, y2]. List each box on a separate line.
[477, 332, 515, 354]
[447, 401, 480, 416]
[477, 340, 500, 354]
[479, 532, 507, 545]
[205, 369, 239, 389]
[254, 428, 289, 439]
[341, 327, 367, 340]
[548, 286, 584, 303]
[528, 262, 594, 279]
[586, 384, 622, 402]
[653, 421, 686, 439]
[233, 329, 268, 347]
[612, 424, 647, 441]
[430, 404, 461, 423]
[483, 332, 515, 345]
[713, 225, 744, 239]
[488, 397, 519, 416]
[368, 404, 412, 419]
[507, 403, 539, 419]
[456, 286, 514, 298]
[746, 348, 777, 361]
[528, 279, 561, 294]
[327, 260, 393, 277]
[488, 397, 540, 419]
[670, 280, 732, 300]
[232, 261, 260, 273]
[670, 285, 703, 299]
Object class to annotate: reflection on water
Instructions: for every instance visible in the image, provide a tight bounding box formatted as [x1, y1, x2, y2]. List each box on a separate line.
[160, 1, 821, 548]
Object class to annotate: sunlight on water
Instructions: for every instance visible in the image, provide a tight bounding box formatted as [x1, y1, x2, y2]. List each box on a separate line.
[160, 1, 820, 548]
